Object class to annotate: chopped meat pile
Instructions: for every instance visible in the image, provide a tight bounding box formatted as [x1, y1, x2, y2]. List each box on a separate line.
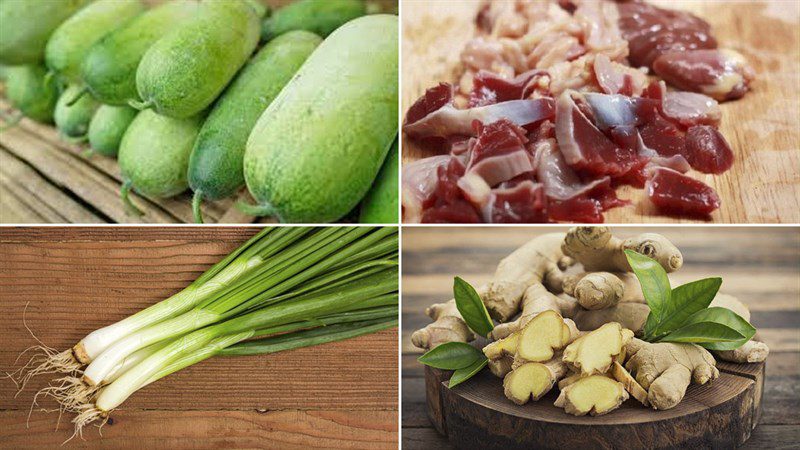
[403, 0, 752, 223]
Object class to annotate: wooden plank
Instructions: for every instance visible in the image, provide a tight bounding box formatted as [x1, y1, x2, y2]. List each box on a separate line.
[0, 410, 398, 449]
[0, 228, 398, 445]
[401, 0, 800, 223]
[0, 125, 177, 223]
[0, 149, 104, 223]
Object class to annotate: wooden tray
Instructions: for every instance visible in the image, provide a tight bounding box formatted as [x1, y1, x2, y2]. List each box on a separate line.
[424, 360, 764, 449]
[401, 0, 800, 223]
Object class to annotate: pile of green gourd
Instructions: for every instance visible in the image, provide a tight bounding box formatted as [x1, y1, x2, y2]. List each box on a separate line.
[0, 0, 398, 223]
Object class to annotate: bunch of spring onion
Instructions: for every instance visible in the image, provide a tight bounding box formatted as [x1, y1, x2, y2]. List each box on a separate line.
[12, 226, 398, 439]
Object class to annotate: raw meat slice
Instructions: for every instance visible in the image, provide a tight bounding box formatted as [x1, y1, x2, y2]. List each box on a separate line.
[662, 91, 721, 126]
[555, 90, 639, 176]
[646, 167, 721, 216]
[401, 155, 451, 223]
[481, 180, 549, 223]
[403, 83, 555, 138]
[653, 49, 754, 101]
[684, 125, 734, 174]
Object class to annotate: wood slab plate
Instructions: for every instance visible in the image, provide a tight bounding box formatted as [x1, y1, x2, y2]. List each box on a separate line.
[424, 360, 764, 449]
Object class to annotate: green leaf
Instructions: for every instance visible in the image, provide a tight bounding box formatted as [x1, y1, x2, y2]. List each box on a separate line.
[659, 322, 746, 344]
[648, 277, 722, 339]
[453, 277, 494, 337]
[675, 307, 756, 350]
[624, 250, 671, 339]
[417, 342, 483, 370]
[448, 356, 488, 388]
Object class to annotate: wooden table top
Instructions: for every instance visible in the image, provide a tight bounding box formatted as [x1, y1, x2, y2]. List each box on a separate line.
[0, 228, 398, 449]
[401, 226, 800, 449]
[401, 0, 800, 223]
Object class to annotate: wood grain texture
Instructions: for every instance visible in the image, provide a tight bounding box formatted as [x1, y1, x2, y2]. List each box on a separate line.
[401, 0, 800, 223]
[401, 226, 800, 449]
[433, 363, 762, 449]
[0, 227, 398, 448]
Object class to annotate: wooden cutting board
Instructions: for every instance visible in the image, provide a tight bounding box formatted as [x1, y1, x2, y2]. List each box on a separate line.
[424, 359, 764, 450]
[401, 0, 800, 223]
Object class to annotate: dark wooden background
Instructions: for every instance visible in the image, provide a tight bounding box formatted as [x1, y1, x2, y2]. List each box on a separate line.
[0, 227, 398, 449]
[401, 227, 800, 449]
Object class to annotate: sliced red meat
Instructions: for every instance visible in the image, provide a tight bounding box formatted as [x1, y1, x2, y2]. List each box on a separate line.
[638, 110, 686, 158]
[653, 49, 754, 101]
[403, 82, 555, 139]
[617, 1, 717, 68]
[482, 180, 549, 223]
[646, 167, 720, 217]
[533, 139, 628, 223]
[401, 156, 452, 223]
[466, 119, 533, 186]
[555, 91, 639, 177]
[684, 125, 734, 174]
[662, 91, 721, 127]
[404, 83, 454, 126]
[421, 158, 482, 223]
[469, 69, 547, 107]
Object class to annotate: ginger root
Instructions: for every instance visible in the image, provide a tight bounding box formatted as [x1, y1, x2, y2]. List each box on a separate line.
[483, 233, 571, 322]
[573, 303, 650, 337]
[563, 322, 633, 375]
[483, 333, 519, 378]
[624, 338, 719, 410]
[561, 227, 683, 273]
[490, 284, 579, 340]
[514, 311, 578, 366]
[554, 375, 629, 416]
[573, 293, 769, 364]
[503, 358, 568, 405]
[411, 297, 477, 350]
[611, 362, 649, 407]
[413, 233, 572, 350]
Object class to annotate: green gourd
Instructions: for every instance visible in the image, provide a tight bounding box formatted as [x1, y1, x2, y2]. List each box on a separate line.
[359, 140, 399, 223]
[243, 15, 398, 223]
[45, 0, 144, 84]
[187, 30, 321, 223]
[133, 0, 261, 118]
[5, 65, 59, 123]
[87, 105, 138, 157]
[81, 0, 199, 106]
[117, 110, 203, 215]
[261, 0, 366, 42]
[0, 0, 92, 65]
[54, 84, 99, 140]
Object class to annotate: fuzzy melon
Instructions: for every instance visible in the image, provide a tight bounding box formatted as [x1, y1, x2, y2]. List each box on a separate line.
[45, 0, 144, 83]
[82, 0, 199, 106]
[243, 15, 398, 223]
[0, 0, 91, 65]
[134, 0, 261, 118]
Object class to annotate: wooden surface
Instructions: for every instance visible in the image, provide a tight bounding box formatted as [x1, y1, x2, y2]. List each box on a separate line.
[401, 227, 800, 449]
[401, 0, 800, 223]
[427, 362, 763, 449]
[0, 228, 398, 449]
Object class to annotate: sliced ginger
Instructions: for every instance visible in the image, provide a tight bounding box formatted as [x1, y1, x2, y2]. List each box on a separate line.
[610, 362, 649, 407]
[483, 333, 519, 377]
[514, 310, 577, 365]
[554, 375, 629, 416]
[503, 359, 567, 405]
[563, 322, 632, 375]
